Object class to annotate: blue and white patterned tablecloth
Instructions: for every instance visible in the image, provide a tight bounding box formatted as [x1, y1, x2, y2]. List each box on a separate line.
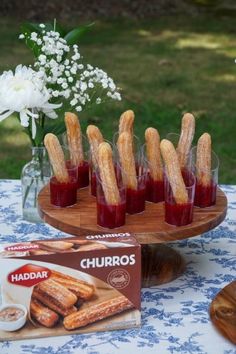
[0, 180, 235, 354]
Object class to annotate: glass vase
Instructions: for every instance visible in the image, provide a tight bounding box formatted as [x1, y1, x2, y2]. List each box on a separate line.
[21, 147, 52, 223]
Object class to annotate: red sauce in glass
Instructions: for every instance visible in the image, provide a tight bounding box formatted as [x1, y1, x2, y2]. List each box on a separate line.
[77, 161, 89, 189]
[194, 181, 217, 207]
[50, 177, 77, 207]
[90, 171, 97, 197]
[165, 201, 193, 226]
[146, 175, 164, 203]
[126, 187, 146, 214]
[97, 199, 126, 229]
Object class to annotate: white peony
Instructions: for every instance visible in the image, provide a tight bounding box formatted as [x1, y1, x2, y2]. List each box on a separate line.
[0, 65, 61, 139]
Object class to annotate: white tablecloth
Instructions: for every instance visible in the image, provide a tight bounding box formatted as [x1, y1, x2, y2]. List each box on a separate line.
[0, 180, 235, 354]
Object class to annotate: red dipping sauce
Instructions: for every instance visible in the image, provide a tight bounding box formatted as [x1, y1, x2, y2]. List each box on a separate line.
[50, 176, 77, 207]
[164, 169, 195, 226]
[77, 161, 89, 189]
[146, 174, 164, 203]
[126, 187, 146, 214]
[165, 201, 193, 226]
[194, 181, 217, 207]
[97, 199, 126, 229]
[90, 171, 97, 197]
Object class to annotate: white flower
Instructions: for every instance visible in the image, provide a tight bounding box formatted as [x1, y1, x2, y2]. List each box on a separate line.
[70, 98, 78, 106]
[31, 32, 38, 41]
[0, 65, 61, 139]
[39, 24, 45, 28]
[19, 34, 25, 39]
[96, 97, 101, 104]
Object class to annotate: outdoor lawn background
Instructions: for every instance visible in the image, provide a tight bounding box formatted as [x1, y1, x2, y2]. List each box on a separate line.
[0, 1, 236, 183]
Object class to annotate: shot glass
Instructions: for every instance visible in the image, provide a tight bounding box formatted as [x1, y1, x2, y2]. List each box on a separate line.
[165, 132, 180, 149]
[89, 139, 113, 197]
[166, 132, 194, 172]
[113, 132, 141, 156]
[90, 162, 97, 197]
[122, 153, 148, 214]
[96, 164, 126, 229]
[61, 132, 89, 189]
[190, 147, 219, 208]
[164, 168, 196, 226]
[50, 160, 78, 207]
[141, 144, 164, 203]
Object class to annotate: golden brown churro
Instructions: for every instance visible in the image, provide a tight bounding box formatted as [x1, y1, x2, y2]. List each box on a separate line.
[86, 125, 104, 167]
[145, 127, 163, 181]
[44, 133, 69, 183]
[65, 112, 84, 165]
[160, 139, 188, 204]
[97, 142, 121, 205]
[36, 240, 74, 252]
[176, 113, 195, 169]
[119, 110, 135, 136]
[50, 270, 95, 300]
[30, 298, 59, 328]
[63, 295, 134, 330]
[77, 242, 108, 252]
[117, 132, 137, 190]
[196, 133, 212, 186]
[33, 279, 78, 317]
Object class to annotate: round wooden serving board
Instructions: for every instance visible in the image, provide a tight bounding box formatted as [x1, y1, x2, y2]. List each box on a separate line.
[38, 186, 227, 245]
[209, 281, 236, 344]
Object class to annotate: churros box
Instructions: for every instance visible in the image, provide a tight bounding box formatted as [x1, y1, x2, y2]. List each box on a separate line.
[0, 232, 141, 341]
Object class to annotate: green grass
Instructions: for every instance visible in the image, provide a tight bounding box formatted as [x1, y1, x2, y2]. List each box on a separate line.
[0, 15, 236, 182]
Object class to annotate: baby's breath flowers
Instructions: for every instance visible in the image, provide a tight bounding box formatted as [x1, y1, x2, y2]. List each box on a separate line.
[0, 21, 121, 146]
[20, 27, 121, 113]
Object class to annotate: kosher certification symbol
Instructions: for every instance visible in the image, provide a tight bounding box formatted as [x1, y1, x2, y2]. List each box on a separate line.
[107, 269, 130, 289]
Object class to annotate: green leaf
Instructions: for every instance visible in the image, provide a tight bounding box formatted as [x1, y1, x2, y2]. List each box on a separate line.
[20, 22, 40, 34]
[64, 23, 94, 45]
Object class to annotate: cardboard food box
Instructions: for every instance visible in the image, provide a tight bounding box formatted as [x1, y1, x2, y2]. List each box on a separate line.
[0, 232, 141, 341]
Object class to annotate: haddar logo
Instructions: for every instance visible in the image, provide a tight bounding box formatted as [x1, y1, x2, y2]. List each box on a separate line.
[5, 243, 39, 252]
[8, 264, 51, 287]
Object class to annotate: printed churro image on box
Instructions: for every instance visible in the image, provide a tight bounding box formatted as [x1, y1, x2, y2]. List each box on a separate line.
[0, 233, 141, 341]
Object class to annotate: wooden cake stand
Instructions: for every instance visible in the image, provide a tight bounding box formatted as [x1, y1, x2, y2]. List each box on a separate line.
[38, 186, 227, 287]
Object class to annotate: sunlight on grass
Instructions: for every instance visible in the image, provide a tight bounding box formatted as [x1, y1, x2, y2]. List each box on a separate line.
[137, 29, 152, 37]
[211, 74, 236, 82]
[176, 34, 221, 49]
[137, 29, 181, 42]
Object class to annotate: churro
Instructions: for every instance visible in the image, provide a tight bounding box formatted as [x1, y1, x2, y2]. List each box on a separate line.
[86, 125, 104, 167]
[177, 113, 195, 169]
[29, 249, 53, 256]
[30, 298, 59, 328]
[196, 133, 212, 186]
[145, 127, 163, 181]
[63, 295, 133, 330]
[65, 112, 84, 165]
[36, 240, 74, 252]
[97, 142, 120, 205]
[160, 139, 188, 204]
[77, 242, 108, 252]
[44, 133, 69, 183]
[33, 279, 78, 316]
[117, 132, 137, 190]
[50, 270, 95, 300]
[119, 110, 134, 136]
